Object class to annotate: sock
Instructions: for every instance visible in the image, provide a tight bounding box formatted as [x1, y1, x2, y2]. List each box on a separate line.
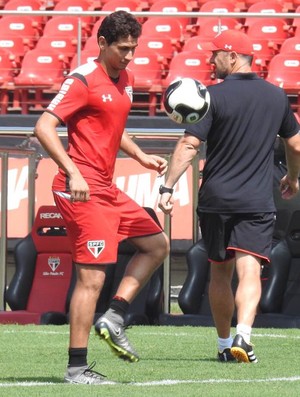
[105, 296, 130, 325]
[68, 347, 88, 368]
[218, 336, 233, 352]
[236, 324, 252, 344]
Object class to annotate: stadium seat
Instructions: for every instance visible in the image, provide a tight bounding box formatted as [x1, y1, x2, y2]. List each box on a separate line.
[0, 35, 28, 62]
[256, 210, 300, 328]
[100, 0, 141, 12]
[128, 50, 164, 116]
[188, 17, 241, 39]
[279, 37, 300, 55]
[14, 48, 68, 114]
[290, 5, 300, 35]
[70, 49, 98, 70]
[0, 48, 19, 114]
[149, 0, 192, 28]
[35, 36, 79, 63]
[53, 0, 97, 26]
[251, 38, 278, 70]
[42, 16, 91, 42]
[136, 35, 175, 64]
[266, 53, 300, 91]
[246, 18, 290, 50]
[182, 35, 216, 53]
[244, 1, 287, 28]
[141, 17, 184, 51]
[3, 0, 46, 28]
[163, 50, 214, 89]
[0, 16, 41, 49]
[0, 205, 73, 325]
[199, 0, 240, 13]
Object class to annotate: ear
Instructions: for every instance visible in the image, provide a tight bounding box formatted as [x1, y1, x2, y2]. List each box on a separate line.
[98, 36, 106, 50]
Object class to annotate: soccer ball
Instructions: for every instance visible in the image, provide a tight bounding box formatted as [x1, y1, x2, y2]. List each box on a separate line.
[163, 77, 210, 124]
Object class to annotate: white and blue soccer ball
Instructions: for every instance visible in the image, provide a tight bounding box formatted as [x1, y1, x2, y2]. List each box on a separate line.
[163, 77, 210, 124]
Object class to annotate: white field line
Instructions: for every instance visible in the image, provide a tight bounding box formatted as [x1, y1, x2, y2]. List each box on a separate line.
[1, 376, 300, 388]
[3, 329, 300, 339]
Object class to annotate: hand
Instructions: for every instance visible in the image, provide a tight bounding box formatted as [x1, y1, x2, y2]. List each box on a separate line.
[139, 154, 168, 176]
[69, 174, 90, 202]
[158, 192, 174, 215]
[280, 175, 299, 200]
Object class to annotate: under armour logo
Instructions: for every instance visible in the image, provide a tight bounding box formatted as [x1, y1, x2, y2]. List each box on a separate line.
[102, 94, 112, 102]
[224, 44, 232, 50]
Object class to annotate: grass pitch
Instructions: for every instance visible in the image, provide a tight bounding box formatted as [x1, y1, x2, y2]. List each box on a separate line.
[0, 324, 300, 397]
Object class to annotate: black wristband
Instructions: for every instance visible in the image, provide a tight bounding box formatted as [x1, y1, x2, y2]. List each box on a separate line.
[159, 185, 174, 194]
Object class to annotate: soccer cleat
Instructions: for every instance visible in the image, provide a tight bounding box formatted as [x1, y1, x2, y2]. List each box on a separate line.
[95, 315, 140, 363]
[230, 334, 258, 363]
[218, 348, 237, 362]
[64, 361, 114, 384]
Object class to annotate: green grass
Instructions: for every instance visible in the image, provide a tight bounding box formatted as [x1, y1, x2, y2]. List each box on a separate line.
[1, 324, 300, 397]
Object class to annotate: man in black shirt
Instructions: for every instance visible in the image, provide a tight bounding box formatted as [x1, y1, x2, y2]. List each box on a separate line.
[159, 29, 300, 363]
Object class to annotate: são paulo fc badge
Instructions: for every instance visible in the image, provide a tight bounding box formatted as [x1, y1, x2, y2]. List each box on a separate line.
[125, 86, 133, 102]
[87, 240, 105, 258]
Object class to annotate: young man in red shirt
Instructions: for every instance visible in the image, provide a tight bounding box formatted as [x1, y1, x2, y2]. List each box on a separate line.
[34, 11, 169, 384]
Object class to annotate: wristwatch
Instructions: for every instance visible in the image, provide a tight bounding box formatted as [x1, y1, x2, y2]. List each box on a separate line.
[159, 185, 174, 194]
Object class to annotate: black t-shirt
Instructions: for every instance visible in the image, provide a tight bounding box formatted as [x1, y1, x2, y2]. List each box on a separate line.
[186, 73, 300, 213]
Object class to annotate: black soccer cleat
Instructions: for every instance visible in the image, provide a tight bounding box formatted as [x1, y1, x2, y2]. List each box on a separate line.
[231, 334, 258, 363]
[218, 348, 237, 362]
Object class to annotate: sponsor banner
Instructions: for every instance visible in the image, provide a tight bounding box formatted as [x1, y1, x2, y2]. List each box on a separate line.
[1, 157, 200, 239]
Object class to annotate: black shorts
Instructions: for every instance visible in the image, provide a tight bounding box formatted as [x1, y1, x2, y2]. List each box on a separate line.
[198, 212, 276, 263]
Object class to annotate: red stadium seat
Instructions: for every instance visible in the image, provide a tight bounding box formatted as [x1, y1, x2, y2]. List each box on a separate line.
[128, 50, 164, 115]
[0, 48, 19, 114]
[136, 35, 175, 63]
[199, 0, 239, 12]
[244, 1, 287, 28]
[279, 37, 300, 55]
[3, 0, 46, 27]
[0, 205, 73, 325]
[252, 38, 278, 70]
[0, 16, 41, 49]
[0, 35, 29, 61]
[141, 17, 184, 51]
[42, 16, 91, 42]
[35, 36, 79, 62]
[70, 49, 97, 70]
[14, 48, 68, 113]
[149, 0, 192, 28]
[189, 17, 241, 40]
[53, 0, 97, 26]
[266, 53, 300, 94]
[246, 18, 290, 50]
[82, 35, 100, 54]
[163, 50, 214, 89]
[182, 35, 215, 52]
[101, 0, 141, 12]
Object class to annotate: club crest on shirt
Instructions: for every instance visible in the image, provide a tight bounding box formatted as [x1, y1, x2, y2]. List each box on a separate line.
[125, 86, 133, 102]
[87, 240, 105, 258]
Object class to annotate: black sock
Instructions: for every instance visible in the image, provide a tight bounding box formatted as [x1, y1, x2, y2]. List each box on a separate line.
[68, 347, 88, 367]
[110, 296, 130, 317]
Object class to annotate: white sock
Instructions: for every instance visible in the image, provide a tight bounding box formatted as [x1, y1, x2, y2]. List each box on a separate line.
[236, 323, 252, 344]
[218, 336, 233, 352]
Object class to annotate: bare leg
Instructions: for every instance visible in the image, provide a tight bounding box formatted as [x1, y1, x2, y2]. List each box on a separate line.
[69, 264, 106, 347]
[209, 259, 235, 338]
[235, 252, 261, 327]
[114, 231, 169, 302]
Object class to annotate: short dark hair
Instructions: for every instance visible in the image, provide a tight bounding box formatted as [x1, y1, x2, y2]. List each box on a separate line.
[97, 11, 142, 45]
